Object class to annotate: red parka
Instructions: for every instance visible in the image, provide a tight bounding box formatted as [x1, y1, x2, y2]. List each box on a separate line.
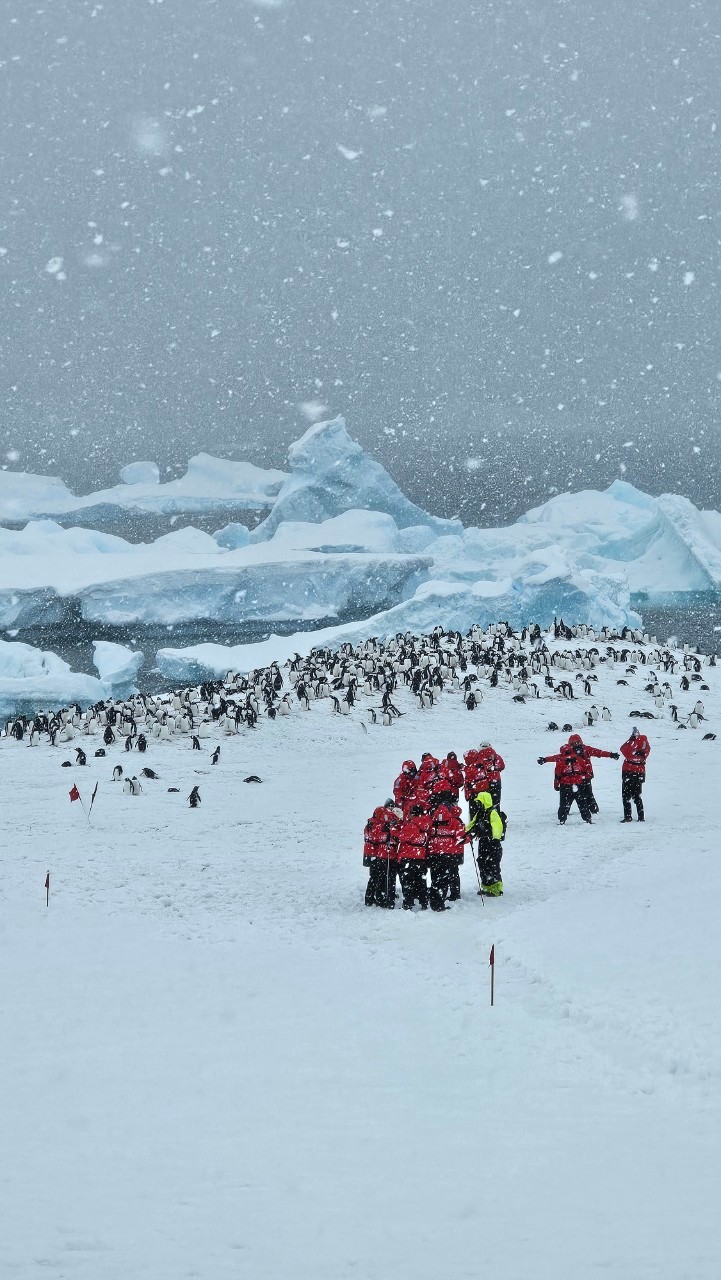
[477, 746, 505, 784]
[397, 811, 433, 862]
[393, 763, 418, 809]
[363, 806, 400, 861]
[568, 734, 614, 779]
[542, 746, 592, 788]
[620, 735, 650, 776]
[463, 749, 490, 801]
[428, 804, 467, 859]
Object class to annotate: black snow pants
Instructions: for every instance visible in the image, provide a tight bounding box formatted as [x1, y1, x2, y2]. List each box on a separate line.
[622, 773, 645, 821]
[365, 857, 398, 907]
[476, 836, 503, 889]
[558, 784, 593, 824]
[399, 860, 429, 909]
[578, 780, 599, 815]
[428, 855, 453, 910]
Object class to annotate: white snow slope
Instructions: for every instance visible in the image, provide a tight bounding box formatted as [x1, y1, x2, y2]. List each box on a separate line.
[2, 638, 720, 1279]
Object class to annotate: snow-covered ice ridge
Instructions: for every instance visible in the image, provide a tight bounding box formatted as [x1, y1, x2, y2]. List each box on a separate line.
[0, 417, 719, 647]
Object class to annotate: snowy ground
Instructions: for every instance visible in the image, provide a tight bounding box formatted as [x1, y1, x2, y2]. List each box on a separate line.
[2, 646, 720, 1279]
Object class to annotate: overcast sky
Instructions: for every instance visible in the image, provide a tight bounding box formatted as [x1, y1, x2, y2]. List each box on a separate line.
[1, 0, 719, 523]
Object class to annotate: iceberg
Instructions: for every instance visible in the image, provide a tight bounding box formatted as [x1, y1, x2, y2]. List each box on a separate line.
[0, 453, 288, 533]
[156, 567, 639, 683]
[520, 481, 721, 598]
[252, 416, 461, 540]
[0, 640, 110, 721]
[92, 642, 144, 697]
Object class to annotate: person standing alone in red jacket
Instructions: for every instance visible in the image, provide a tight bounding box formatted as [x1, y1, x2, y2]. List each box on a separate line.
[620, 727, 650, 822]
[538, 741, 594, 825]
[566, 733, 619, 815]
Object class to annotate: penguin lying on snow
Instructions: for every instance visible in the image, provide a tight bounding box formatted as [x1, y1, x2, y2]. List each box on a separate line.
[243, 775, 263, 783]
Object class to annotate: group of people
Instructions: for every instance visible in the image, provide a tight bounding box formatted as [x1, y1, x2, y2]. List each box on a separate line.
[363, 728, 653, 910]
[538, 728, 651, 824]
[363, 743, 507, 911]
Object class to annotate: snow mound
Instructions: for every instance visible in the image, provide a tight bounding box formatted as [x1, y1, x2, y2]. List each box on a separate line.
[253, 416, 461, 540]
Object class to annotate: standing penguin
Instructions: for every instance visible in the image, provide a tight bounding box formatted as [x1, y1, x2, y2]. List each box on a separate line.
[211, 745, 220, 765]
[188, 785, 201, 808]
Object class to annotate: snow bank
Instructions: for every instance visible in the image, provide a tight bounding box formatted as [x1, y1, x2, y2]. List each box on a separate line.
[252, 416, 461, 540]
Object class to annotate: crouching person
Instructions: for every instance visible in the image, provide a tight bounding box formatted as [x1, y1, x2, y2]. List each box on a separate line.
[397, 804, 433, 910]
[428, 803, 467, 909]
[363, 800, 401, 908]
[467, 791, 506, 897]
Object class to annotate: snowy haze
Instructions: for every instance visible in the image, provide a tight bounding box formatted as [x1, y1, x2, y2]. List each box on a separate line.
[1, 0, 720, 523]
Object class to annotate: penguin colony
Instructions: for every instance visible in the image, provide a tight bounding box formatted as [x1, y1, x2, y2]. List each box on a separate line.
[2, 620, 717, 782]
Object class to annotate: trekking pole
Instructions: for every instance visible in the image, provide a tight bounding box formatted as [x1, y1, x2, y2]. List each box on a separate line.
[469, 833, 484, 901]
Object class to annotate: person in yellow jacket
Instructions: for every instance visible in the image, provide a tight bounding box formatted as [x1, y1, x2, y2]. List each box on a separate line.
[466, 790, 506, 897]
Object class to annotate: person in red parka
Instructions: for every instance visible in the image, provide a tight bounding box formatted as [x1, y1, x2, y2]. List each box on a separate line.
[363, 801, 401, 907]
[620, 727, 650, 822]
[397, 804, 433, 909]
[476, 742, 505, 809]
[463, 750, 491, 826]
[435, 751, 464, 806]
[393, 760, 418, 813]
[428, 802, 467, 906]
[538, 741, 594, 824]
[567, 733, 620, 815]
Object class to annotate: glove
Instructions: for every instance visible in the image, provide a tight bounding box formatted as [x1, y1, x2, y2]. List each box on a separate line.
[537, 757, 545, 765]
[611, 752, 620, 759]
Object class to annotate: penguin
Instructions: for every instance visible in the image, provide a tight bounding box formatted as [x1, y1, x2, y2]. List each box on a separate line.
[94, 748, 106, 757]
[243, 775, 263, 783]
[211, 746, 220, 765]
[140, 767, 158, 779]
[136, 733, 147, 753]
[188, 786, 201, 807]
[129, 776, 143, 795]
[112, 765, 123, 781]
[168, 787, 180, 793]
[703, 733, 716, 741]
[191, 735, 201, 751]
[75, 748, 87, 766]
[547, 722, 559, 731]
[123, 778, 132, 794]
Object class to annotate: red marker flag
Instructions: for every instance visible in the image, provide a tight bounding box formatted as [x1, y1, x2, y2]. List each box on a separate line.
[69, 784, 81, 803]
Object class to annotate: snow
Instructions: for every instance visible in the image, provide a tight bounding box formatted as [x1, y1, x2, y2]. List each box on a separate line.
[2, 637, 720, 1278]
[251, 416, 462, 539]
